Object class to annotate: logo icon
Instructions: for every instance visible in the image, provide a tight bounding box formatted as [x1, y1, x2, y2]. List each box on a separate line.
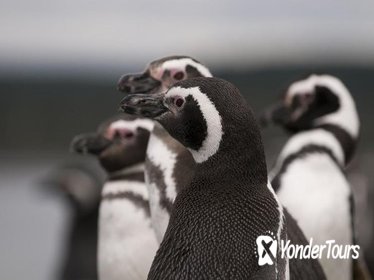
[256, 232, 277, 266]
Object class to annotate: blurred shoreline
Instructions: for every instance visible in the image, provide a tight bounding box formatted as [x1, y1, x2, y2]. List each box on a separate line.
[1, 66, 373, 150]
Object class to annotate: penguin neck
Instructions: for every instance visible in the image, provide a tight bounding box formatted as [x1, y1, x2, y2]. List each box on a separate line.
[313, 123, 358, 165]
[102, 164, 150, 216]
[313, 85, 359, 139]
[107, 162, 145, 182]
[280, 128, 346, 169]
[192, 124, 268, 187]
[311, 90, 359, 165]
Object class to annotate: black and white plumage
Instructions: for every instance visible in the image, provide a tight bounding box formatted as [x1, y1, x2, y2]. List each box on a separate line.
[262, 74, 369, 280]
[121, 77, 290, 279]
[118, 56, 212, 241]
[71, 115, 158, 280]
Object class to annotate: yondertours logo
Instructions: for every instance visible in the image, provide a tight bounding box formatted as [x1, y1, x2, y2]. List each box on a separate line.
[256, 232, 360, 266]
[280, 239, 360, 260]
[256, 231, 278, 266]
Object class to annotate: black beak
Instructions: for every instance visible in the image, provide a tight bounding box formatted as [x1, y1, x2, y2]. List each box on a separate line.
[120, 93, 168, 119]
[117, 72, 161, 94]
[259, 102, 292, 128]
[71, 133, 112, 155]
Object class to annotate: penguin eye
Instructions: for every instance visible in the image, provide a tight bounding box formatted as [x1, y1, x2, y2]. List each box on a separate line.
[124, 131, 134, 139]
[113, 130, 134, 139]
[174, 97, 185, 108]
[173, 72, 184, 80]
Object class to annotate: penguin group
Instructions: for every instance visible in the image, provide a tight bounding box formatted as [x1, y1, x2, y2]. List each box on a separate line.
[68, 55, 371, 279]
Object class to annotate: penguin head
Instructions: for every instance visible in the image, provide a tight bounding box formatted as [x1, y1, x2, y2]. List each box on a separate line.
[71, 115, 153, 173]
[117, 55, 212, 95]
[41, 163, 104, 213]
[261, 74, 359, 138]
[121, 77, 266, 172]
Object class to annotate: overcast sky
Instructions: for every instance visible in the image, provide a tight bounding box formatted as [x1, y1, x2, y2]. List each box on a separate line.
[1, 0, 374, 76]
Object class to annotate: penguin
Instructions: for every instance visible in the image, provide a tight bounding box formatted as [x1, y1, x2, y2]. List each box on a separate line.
[261, 74, 371, 280]
[120, 77, 326, 279]
[118, 55, 213, 94]
[71, 115, 158, 280]
[41, 162, 103, 280]
[118, 55, 212, 241]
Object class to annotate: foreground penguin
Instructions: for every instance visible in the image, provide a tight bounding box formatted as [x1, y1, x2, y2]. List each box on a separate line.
[118, 55, 212, 241]
[121, 77, 327, 279]
[262, 74, 370, 280]
[71, 115, 158, 280]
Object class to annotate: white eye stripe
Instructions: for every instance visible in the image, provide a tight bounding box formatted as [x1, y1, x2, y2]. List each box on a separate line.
[162, 58, 212, 78]
[167, 86, 223, 163]
[109, 119, 154, 132]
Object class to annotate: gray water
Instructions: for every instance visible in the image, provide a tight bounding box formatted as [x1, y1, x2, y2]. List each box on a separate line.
[0, 152, 71, 280]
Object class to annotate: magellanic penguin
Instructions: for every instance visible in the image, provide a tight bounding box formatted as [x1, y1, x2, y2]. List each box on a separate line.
[41, 162, 103, 280]
[118, 55, 212, 241]
[262, 74, 371, 280]
[71, 115, 158, 280]
[121, 77, 291, 279]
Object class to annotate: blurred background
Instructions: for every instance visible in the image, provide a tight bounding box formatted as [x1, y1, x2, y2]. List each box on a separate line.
[1, 0, 373, 279]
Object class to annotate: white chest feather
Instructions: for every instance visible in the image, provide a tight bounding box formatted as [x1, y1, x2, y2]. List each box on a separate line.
[146, 133, 178, 242]
[277, 154, 353, 280]
[147, 133, 177, 202]
[145, 178, 171, 242]
[98, 180, 158, 280]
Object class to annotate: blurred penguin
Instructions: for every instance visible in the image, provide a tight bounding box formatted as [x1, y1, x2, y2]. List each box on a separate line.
[71, 114, 158, 280]
[262, 74, 371, 280]
[42, 161, 104, 280]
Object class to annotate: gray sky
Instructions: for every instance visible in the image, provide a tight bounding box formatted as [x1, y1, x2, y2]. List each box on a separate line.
[1, 0, 374, 75]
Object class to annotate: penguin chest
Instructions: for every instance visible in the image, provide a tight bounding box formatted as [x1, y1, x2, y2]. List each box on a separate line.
[145, 133, 178, 241]
[277, 153, 353, 280]
[98, 181, 157, 280]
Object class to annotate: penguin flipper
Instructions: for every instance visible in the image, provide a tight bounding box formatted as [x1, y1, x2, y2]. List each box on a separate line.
[284, 209, 327, 280]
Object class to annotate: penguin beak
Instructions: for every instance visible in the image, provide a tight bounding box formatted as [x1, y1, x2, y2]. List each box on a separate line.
[259, 102, 292, 128]
[117, 71, 161, 94]
[120, 93, 168, 119]
[71, 133, 112, 155]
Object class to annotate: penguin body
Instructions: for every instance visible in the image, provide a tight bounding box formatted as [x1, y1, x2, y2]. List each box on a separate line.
[99, 174, 157, 280]
[284, 208, 327, 279]
[263, 74, 365, 280]
[118, 56, 210, 241]
[72, 115, 158, 280]
[42, 163, 103, 280]
[273, 130, 353, 280]
[121, 77, 289, 279]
